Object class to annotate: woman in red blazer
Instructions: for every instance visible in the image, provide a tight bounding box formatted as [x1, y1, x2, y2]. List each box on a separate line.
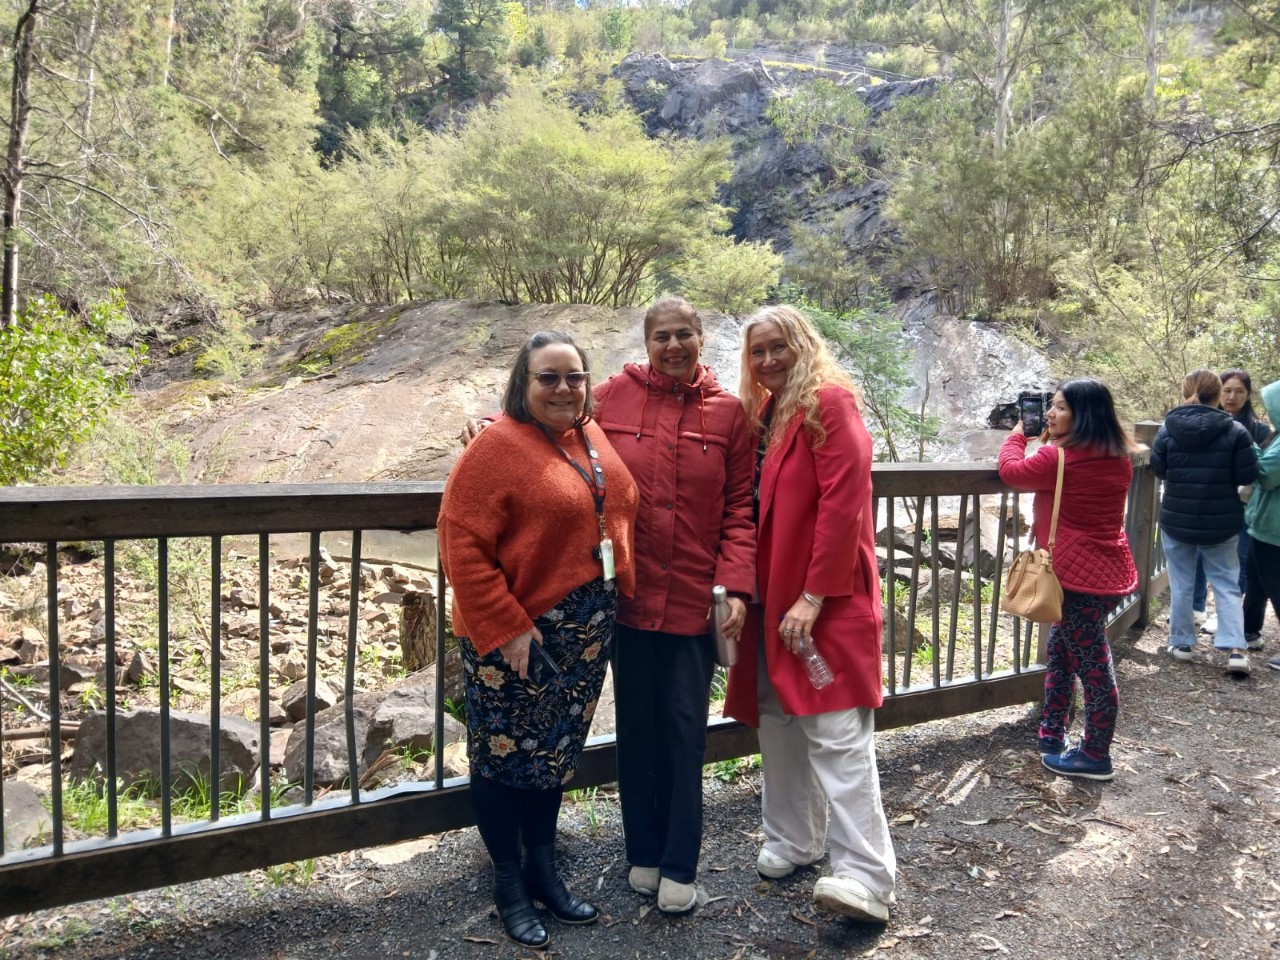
[724, 305, 896, 925]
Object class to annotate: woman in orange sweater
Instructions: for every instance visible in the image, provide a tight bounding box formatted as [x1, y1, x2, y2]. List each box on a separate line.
[439, 331, 638, 950]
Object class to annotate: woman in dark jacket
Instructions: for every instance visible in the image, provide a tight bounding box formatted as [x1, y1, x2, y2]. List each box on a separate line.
[1192, 369, 1272, 636]
[1150, 369, 1259, 675]
[999, 379, 1138, 781]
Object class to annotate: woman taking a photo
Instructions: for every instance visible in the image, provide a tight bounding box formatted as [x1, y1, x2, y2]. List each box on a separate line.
[998, 379, 1139, 781]
[440, 331, 638, 949]
[724, 304, 896, 925]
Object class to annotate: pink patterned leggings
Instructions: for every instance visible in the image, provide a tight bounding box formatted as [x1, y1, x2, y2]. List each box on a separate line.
[1039, 591, 1121, 760]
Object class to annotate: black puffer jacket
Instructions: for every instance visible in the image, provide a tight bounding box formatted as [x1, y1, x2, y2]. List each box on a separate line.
[1151, 404, 1259, 544]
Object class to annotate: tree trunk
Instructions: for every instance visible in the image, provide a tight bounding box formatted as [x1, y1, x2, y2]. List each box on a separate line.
[993, 0, 1014, 156]
[2, 0, 41, 329]
[1145, 0, 1160, 107]
[399, 589, 465, 701]
[78, 0, 101, 141]
[399, 589, 439, 673]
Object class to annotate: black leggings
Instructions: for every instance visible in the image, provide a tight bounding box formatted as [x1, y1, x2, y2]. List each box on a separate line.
[470, 776, 563, 864]
[1245, 538, 1280, 635]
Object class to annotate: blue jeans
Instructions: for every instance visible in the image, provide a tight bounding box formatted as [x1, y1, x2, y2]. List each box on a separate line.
[1192, 524, 1251, 611]
[1164, 531, 1246, 650]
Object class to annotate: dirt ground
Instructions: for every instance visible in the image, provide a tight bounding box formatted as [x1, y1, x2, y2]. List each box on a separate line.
[2, 611, 1278, 960]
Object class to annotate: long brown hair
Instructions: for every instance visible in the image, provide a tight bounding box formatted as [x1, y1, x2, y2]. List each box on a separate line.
[739, 305, 860, 448]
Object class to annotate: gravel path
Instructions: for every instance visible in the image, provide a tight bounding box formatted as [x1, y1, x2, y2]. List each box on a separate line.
[3, 616, 1279, 960]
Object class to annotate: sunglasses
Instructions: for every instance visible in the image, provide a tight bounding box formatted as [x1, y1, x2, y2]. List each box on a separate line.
[531, 371, 589, 389]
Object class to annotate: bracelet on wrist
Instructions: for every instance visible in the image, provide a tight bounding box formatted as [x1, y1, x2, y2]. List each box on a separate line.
[802, 591, 824, 608]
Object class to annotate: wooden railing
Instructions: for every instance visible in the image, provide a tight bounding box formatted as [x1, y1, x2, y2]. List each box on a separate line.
[0, 447, 1165, 916]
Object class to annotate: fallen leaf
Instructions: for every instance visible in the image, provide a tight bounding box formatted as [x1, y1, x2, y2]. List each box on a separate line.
[790, 908, 816, 926]
[957, 818, 990, 826]
[1223, 905, 1246, 920]
[461, 936, 496, 944]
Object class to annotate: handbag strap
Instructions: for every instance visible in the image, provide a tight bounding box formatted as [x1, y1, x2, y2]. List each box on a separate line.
[1045, 445, 1065, 551]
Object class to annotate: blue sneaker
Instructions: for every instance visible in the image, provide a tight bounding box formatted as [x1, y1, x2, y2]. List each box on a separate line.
[1038, 736, 1067, 755]
[1042, 748, 1114, 781]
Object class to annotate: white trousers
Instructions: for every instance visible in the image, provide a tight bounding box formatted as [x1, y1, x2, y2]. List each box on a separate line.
[756, 655, 898, 903]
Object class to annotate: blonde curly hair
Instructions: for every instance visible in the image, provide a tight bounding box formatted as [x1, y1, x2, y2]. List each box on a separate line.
[739, 304, 861, 449]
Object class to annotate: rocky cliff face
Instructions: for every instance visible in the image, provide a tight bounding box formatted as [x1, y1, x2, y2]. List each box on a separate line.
[130, 297, 1046, 486]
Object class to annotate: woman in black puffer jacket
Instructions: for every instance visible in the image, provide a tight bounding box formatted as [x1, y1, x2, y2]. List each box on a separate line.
[1151, 369, 1259, 674]
[1191, 369, 1273, 633]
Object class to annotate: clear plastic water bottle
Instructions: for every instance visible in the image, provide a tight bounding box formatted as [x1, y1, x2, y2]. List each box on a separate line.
[712, 585, 737, 666]
[798, 636, 834, 689]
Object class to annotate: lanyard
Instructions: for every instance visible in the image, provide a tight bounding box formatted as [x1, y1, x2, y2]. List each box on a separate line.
[540, 423, 607, 538]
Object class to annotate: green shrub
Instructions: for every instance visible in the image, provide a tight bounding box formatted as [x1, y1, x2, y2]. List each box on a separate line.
[0, 291, 144, 485]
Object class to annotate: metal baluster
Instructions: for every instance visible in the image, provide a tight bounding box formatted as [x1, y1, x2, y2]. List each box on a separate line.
[435, 561, 447, 789]
[903, 496, 925, 689]
[987, 494, 1010, 676]
[47, 541, 63, 855]
[303, 533, 321, 806]
[158, 539, 172, 837]
[345, 531, 363, 802]
[104, 540, 118, 836]
[884, 496, 897, 697]
[258, 534, 271, 818]
[210, 536, 222, 821]
[946, 494, 968, 682]
[930, 497, 941, 688]
[971, 494, 983, 681]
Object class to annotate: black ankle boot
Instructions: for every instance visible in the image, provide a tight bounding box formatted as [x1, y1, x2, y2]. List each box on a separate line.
[492, 861, 550, 949]
[523, 844, 599, 925]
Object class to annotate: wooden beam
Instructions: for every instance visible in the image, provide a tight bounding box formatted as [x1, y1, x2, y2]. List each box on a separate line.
[0, 483, 444, 540]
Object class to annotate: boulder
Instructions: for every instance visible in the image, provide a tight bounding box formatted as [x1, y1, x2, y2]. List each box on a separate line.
[2, 781, 50, 853]
[281, 677, 341, 722]
[69, 709, 260, 796]
[282, 670, 465, 788]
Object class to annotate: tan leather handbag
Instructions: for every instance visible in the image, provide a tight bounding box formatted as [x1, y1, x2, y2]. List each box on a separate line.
[1000, 445, 1065, 624]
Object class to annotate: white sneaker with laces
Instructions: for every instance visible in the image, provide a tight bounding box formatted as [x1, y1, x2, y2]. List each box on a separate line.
[1201, 615, 1219, 634]
[1227, 651, 1251, 676]
[813, 876, 890, 923]
[756, 847, 800, 879]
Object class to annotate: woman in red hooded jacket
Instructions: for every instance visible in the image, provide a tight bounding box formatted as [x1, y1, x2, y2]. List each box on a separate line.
[998, 378, 1139, 782]
[592, 297, 756, 914]
[724, 304, 896, 925]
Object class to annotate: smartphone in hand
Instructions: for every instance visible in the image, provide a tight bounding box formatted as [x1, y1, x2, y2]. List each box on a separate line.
[1017, 391, 1053, 436]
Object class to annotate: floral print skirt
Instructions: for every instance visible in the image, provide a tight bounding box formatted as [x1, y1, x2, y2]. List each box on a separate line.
[460, 577, 616, 790]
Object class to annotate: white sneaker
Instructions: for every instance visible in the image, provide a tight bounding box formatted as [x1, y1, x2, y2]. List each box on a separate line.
[1227, 651, 1251, 676]
[628, 866, 659, 895]
[1194, 610, 1207, 628]
[657, 876, 697, 913]
[756, 847, 800, 879]
[1201, 615, 1219, 634]
[813, 876, 890, 923]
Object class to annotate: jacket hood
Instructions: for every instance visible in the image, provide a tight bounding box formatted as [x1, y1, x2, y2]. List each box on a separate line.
[622, 361, 725, 397]
[1261, 380, 1280, 427]
[1163, 403, 1237, 450]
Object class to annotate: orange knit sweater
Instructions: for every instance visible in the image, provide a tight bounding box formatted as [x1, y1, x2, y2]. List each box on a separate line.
[439, 417, 638, 655]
